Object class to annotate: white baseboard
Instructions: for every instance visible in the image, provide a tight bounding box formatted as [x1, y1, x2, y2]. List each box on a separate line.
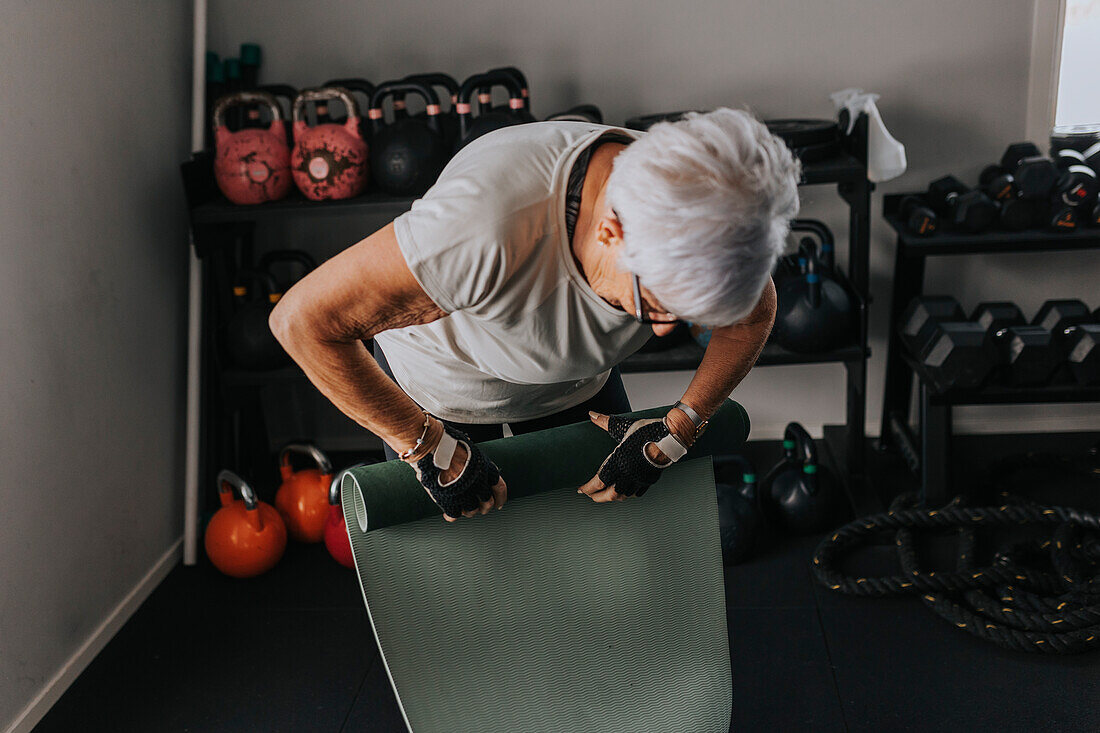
[4, 538, 183, 733]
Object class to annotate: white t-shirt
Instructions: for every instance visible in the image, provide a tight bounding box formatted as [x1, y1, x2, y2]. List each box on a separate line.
[374, 121, 651, 424]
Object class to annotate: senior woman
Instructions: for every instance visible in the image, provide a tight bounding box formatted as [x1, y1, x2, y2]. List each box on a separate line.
[270, 108, 800, 522]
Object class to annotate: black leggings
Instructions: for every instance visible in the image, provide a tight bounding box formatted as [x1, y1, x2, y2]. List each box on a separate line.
[373, 341, 632, 461]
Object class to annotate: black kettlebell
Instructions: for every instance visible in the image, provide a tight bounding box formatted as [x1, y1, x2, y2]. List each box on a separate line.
[485, 66, 536, 122]
[712, 454, 761, 565]
[772, 220, 857, 354]
[404, 73, 461, 152]
[258, 249, 316, 296]
[322, 78, 375, 140]
[368, 79, 448, 196]
[457, 70, 527, 149]
[759, 423, 846, 534]
[225, 269, 289, 371]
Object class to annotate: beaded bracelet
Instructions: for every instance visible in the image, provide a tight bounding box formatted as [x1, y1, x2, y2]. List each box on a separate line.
[397, 411, 434, 461]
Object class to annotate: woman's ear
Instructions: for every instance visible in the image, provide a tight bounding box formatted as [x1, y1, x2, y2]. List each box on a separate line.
[598, 211, 625, 248]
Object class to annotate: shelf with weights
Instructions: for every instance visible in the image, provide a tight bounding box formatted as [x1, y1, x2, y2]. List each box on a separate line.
[183, 148, 867, 230]
[878, 185, 1100, 508]
[620, 340, 869, 374]
[182, 110, 877, 514]
[882, 193, 1100, 255]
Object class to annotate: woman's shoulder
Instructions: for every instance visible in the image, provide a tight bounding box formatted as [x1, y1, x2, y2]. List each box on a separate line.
[420, 123, 629, 220]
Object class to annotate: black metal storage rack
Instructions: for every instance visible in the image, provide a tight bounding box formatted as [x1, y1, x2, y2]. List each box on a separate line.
[183, 114, 875, 512]
[878, 193, 1100, 507]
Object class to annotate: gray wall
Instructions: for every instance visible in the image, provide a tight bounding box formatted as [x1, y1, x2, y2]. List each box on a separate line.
[208, 0, 1100, 439]
[0, 3, 191, 729]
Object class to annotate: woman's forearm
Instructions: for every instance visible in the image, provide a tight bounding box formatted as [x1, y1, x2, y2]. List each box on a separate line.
[273, 325, 432, 455]
[668, 279, 776, 439]
[267, 222, 450, 457]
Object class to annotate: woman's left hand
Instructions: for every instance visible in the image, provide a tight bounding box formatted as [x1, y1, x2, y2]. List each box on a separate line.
[577, 411, 685, 502]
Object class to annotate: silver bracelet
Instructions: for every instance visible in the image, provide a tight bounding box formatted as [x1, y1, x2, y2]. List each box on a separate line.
[672, 400, 709, 439]
[397, 411, 433, 461]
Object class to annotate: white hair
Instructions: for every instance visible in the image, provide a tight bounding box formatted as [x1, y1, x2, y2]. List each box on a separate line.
[607, 108, 801, 327]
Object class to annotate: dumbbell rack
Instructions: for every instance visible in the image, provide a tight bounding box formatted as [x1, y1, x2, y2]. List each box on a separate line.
[180, 113, 876, 518]
[878, 193, 1100, 507]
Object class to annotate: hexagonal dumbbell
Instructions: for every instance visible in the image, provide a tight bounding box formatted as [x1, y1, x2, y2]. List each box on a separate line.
[999, 142, 1060, 199]
[978, 166, 1039, 232]
[898, 195, 937, 236]
[971, 302, 1060, 386]
[927, 176, 999, 233]
[899, 295, 965, 353]
[898, 296, 997, 392]
[1067, 326, 1100, 385]
[1039, 197, 1082, 232]
[1032, 299, 1100, 385]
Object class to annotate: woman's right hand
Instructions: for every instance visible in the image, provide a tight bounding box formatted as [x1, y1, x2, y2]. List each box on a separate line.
[407, 421, 507, 521]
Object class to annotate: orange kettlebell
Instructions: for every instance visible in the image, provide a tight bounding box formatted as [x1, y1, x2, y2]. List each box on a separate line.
[274, 443, 335, 543]
[204, 470, 287, 578]
[291, 87, 369, 200]
[324, 462, 370, 569]
[213, 91, 293, 205]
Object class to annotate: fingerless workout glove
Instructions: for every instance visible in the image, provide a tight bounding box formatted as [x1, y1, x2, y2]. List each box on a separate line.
[596, 415, 689, 497]
[412, 423, 500, 519]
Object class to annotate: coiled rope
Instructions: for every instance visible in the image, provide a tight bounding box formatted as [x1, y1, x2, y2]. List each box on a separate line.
[812, 453, 1100, 654]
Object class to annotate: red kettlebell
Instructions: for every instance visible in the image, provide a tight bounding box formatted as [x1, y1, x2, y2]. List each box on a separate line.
[324, 462, 371, 569]
[204, 470, 287, 578]
[274, 443, 335, 543]
[291, 87, 369, 200]
[213, 91, 293, 205]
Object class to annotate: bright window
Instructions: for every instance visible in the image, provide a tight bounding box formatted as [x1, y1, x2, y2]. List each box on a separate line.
[1055, 0, 1100, 126]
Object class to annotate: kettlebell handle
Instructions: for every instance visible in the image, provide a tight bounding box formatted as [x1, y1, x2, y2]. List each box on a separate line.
[457, 71, 524, 141]
[234, 268, 282, 304]
[217, 469, 259, 510]
[292, 87, 361, 125]
[258, 249, 317, 274]
[804, 248, 822, 309]
[782, 423, 821, 496]
[257, 84, 297, 115]
[213, 91, 284, 129]
[329, 462, 372, 505]
[713, 454, 758, 501]
[486, 66, 530, 108]
[783, 423, 818, 466]
[790, 219, 835, 270]
[323, 78, 375, 99]
[368, 80, 442, 134]
[405, 73, 459, 106]
[279, 443, 334, 476]
[322, 78, 376, 122]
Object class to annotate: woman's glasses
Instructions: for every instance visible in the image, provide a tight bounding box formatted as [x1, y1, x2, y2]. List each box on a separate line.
[613, 208, 679, 325]
[632, 273, 680, 325]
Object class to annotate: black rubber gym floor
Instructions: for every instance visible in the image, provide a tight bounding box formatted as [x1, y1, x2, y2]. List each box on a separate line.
[32, 431, 1100, 733]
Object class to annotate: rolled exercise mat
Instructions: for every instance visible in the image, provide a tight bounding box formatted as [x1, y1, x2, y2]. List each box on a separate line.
[342, 400, 748, 733]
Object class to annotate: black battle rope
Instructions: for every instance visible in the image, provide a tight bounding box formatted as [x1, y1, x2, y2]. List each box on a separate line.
[812, 466, 1100, 653]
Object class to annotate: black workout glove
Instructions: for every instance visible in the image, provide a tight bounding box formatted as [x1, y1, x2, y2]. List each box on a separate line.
[412, 423, 500, 519]
[596, 415, 689, 497]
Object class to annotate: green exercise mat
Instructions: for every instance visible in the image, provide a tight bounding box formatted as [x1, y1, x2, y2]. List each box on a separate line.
[342, 400, 748, 733]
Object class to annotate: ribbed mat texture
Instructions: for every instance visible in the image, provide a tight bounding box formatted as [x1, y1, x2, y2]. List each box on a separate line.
[344, 457, 732, 733]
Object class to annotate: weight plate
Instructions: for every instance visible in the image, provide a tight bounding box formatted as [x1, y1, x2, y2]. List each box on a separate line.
[764, 119, 839, 148]
[623, 110, 705, 131]
[791, 139, 841, 165]
[1051, 123, 1100, 155]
